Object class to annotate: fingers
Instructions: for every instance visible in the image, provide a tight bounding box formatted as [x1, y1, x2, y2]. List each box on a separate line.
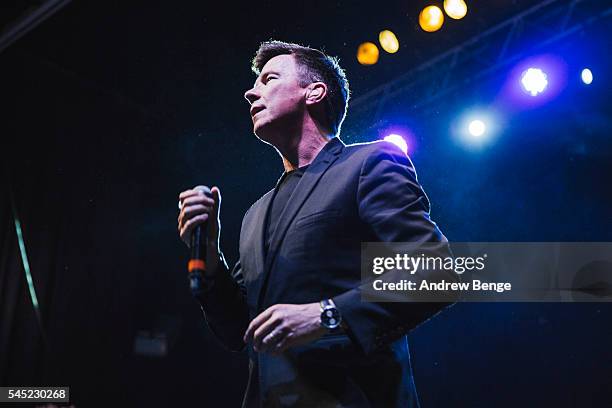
[177, 186, 216, 245]
[177, 197, 214, 224]
[244, 305, 293, 353]
[253, 316, 282, 352]
[270, 332, 295, 355]
[179, 189, 205, 202]
[179, 213, 209, 243]
[178, 186, 213, 215]
[179, 185, 211, 200]
[244, 306, 275, 343]
[178, 191, 214, 214]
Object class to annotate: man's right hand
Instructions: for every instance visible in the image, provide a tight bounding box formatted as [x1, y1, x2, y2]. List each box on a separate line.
[177, 185, 222, 268]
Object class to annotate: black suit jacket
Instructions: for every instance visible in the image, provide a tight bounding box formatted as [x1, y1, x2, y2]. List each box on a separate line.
[199, 137, 456, 407]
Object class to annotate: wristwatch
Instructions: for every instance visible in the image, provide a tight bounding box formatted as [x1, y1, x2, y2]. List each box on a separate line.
[320, 299, 342, 330]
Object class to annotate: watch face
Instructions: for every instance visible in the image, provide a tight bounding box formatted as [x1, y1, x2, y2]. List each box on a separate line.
[322, 308, 341, 329]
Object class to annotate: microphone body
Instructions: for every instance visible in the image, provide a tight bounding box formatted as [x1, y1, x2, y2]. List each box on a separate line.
[187, 187, 211, 297]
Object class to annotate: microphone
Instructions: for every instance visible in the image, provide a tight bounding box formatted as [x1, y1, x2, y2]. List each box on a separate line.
[187, 186, 211, 297]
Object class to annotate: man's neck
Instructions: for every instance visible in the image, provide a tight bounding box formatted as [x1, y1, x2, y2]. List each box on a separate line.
[281, 133, 332, 172]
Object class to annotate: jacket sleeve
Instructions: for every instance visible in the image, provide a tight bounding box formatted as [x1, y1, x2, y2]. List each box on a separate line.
[332, 141, 458, 355]
[197, 256, 249, 352]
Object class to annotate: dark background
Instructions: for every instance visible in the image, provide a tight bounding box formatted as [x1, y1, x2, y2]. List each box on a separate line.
[1, 0, 611, 407]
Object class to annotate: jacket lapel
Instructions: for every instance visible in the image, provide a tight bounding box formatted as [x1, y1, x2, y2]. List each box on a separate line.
[244, 179, 279, 308]
[254, 137, 344, 311]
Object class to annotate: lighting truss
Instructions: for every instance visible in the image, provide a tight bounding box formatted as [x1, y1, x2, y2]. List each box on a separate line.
[342, 0, 612, 142]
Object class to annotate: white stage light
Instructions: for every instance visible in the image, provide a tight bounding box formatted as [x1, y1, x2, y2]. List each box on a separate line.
[521, 68, 548, 96]
[581, 68, 593, 85]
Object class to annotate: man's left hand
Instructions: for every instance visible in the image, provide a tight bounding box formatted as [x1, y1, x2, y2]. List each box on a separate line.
[243, 303, 326, 354]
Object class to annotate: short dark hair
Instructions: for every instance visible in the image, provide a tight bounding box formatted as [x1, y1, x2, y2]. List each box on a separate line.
[251, 41, 350, 136]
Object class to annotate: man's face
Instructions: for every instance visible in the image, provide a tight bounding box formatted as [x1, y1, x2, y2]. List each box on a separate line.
[244, 54, 307, 143]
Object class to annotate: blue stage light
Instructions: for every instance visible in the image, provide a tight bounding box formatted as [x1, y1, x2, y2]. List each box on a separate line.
[521, 68, 548, 96]
[581, 68, 593, 85]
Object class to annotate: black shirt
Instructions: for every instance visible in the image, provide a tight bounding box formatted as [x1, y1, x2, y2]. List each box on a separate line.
[265, 165, 309, 256]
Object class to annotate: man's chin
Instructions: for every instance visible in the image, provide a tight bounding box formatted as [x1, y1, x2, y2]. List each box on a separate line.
[252, 118, 290, 148]
[253, 124, 277, 145]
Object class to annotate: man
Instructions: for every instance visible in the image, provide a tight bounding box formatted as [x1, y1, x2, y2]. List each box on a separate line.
[177, 41, 456, 407]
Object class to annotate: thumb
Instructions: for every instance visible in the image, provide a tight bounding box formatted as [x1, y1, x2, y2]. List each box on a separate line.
[208, 186, 221, 242]
[211, 186, 221, 219]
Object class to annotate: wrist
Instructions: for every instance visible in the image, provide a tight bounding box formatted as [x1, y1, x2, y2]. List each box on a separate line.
[319, 298, 342, 330]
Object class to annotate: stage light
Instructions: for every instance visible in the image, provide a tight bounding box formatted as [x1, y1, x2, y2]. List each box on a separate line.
[419, 6, 444, 32]
[379, 30, 399, 54]
[357, 42, 379, 65]
[443, 0, 467, 19]
[383, 134, 409, 155]
[581, 68, 593, 85]
[503, 55, 567, 107]
[521, 68, 548, 96]
[468, 120, 486, 137]
[454, 110, 499, 150]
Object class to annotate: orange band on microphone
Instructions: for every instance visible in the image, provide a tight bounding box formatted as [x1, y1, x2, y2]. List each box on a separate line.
[188, 259, 206, 272]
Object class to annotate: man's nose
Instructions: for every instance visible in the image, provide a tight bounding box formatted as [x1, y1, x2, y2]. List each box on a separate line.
[244, 87, 259, 105]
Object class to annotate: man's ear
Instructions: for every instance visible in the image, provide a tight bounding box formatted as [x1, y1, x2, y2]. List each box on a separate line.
[305, 82, 328, 105]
